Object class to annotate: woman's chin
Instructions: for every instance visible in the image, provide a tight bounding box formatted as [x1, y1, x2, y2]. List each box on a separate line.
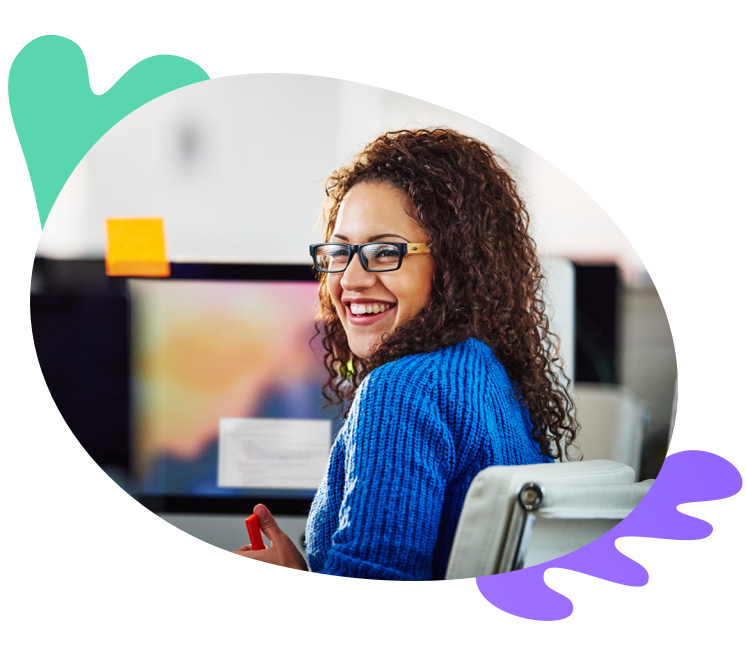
[348, 334, 381, 361]
[345, 324, 393, 362]
[350, 344, 374, 361]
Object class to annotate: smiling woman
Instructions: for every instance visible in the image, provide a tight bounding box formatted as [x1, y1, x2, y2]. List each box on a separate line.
[233, 128, 578, 579]
[322, 182, 436, 360]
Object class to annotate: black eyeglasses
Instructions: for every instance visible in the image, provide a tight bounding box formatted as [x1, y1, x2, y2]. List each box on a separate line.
[309, 242, 431, 273]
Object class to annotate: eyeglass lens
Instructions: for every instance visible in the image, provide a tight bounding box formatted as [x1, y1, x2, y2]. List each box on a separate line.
[315, 244, 402, 272]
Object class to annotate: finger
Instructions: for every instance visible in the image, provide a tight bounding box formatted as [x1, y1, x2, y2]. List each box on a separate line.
[233, 545, 252, 552]
[254, 503, 281, 542]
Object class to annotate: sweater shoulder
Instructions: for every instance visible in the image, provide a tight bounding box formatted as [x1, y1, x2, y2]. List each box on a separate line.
[368, 337, 510, 390]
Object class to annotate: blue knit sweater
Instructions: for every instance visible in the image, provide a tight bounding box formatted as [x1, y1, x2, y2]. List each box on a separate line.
[305, 337, 552, 580]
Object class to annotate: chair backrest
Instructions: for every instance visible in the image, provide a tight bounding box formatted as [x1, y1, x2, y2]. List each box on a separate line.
[445, 459, 642, 580]
[499, 479, 653, 572]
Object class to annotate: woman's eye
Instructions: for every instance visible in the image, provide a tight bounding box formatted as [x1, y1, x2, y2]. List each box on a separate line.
[373, 246, 400, 260]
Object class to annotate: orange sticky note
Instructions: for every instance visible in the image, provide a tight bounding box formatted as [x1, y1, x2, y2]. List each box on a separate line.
[105, 218, 170, 277]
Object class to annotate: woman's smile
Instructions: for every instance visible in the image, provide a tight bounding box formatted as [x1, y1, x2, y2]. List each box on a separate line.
[342, 298, 397, 325]
[326, 181, 435, 359]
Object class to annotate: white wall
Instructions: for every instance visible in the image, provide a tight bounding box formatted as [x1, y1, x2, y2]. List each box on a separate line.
[38, 74, 644, 281]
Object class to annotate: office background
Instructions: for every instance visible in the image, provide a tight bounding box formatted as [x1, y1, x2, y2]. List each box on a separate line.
[31, 73, 677, 548]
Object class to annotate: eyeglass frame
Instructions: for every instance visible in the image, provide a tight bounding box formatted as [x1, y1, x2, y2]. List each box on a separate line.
[309, 242, 431, 273]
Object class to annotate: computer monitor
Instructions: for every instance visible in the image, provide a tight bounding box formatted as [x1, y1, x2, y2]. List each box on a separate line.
[129, 263, 341, 516]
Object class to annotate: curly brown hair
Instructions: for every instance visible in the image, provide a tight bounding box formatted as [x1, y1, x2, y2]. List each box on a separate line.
[315, 128, 578, 460]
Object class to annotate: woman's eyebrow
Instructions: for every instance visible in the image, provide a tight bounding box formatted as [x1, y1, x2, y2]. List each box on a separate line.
[330, 233, 411, 242]
[368, 233, 410, 242]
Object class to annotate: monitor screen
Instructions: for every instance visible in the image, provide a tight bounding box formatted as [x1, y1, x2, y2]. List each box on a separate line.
[129, 265, 342, 514]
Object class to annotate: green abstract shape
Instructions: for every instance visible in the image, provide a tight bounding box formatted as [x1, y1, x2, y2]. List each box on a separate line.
[9, 35, 209, 228]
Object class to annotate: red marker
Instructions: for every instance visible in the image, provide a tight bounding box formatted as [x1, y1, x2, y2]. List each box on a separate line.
[245, 513, 266, 550]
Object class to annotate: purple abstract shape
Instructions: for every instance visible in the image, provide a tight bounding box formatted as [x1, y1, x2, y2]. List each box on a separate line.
[476, 450, 742, 621]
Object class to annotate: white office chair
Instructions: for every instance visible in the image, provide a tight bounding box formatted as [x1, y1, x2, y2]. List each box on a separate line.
[446, 459, 652, 580]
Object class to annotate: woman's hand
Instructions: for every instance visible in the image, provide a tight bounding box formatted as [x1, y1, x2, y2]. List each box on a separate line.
[232, 504, 308, 571]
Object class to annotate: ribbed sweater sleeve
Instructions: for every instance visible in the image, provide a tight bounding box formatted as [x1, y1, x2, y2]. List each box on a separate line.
[305, 338, 552, 580]
[313, 356, 455, 580]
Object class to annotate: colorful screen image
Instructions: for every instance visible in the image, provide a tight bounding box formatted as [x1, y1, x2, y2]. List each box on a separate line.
[129, 279, 337, 497]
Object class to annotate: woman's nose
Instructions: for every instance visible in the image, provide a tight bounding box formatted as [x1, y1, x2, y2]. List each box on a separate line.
[340, 252, 377, 290]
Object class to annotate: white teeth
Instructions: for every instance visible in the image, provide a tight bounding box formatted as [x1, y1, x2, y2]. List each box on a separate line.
[350, 303, 392, 315]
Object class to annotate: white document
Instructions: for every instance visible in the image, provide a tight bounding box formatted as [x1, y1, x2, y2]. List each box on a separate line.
[218, 418, 332, 490]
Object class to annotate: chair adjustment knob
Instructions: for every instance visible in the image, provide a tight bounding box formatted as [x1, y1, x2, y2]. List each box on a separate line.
[517, 482, 544, 511]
